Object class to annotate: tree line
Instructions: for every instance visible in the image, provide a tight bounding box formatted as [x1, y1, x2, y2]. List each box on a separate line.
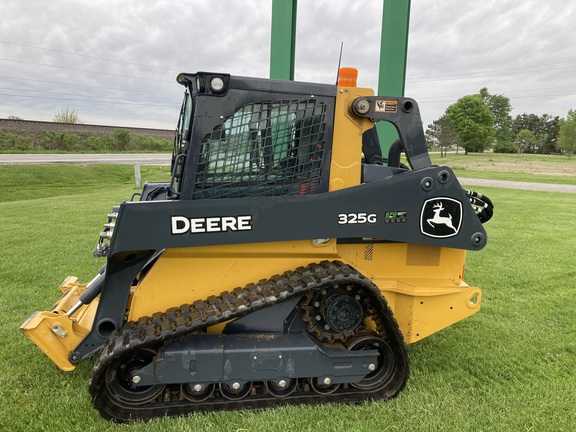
[425, 88, 576, 158]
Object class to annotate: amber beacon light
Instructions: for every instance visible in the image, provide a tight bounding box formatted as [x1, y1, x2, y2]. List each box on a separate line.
[337, 67, 358, 87]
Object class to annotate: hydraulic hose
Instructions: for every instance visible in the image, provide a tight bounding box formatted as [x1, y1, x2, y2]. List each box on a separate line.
[463, 189, 494, 223]
[387, 139, 404, 168]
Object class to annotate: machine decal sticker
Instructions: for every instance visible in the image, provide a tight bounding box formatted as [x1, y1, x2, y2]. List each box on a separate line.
[420, 198, 462, 238]
[375, 100, 398, 113]
[337, 212, 377, 224]
[384, 211, 407, 224]
[171, 215, 253, 234]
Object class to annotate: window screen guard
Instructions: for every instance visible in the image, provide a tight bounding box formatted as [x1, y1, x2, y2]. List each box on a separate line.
[192, 99, 328, 200]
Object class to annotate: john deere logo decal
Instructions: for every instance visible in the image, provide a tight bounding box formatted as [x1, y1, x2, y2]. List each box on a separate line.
[420, 198, 462, 238]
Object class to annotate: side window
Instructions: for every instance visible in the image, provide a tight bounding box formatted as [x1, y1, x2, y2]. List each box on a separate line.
[181, 93, 193, 137]
[193, 100, 327, 199]
[171, 92, 193, 194]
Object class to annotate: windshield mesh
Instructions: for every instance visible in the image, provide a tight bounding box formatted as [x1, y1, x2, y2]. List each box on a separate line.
[192, 99, 327, 199]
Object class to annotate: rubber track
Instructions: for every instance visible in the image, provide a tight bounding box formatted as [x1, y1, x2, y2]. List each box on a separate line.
[89, 260, 410, 422]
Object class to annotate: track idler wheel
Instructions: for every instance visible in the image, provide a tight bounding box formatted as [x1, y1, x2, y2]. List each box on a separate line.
[346, 332, 394, 391]
[104, 349, 165, 406]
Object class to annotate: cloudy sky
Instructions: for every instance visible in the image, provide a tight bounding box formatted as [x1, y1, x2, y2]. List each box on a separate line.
[1, 0, 574, 131]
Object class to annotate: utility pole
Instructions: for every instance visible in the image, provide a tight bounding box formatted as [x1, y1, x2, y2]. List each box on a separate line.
[377, 0, 412, 155]
[268, 0, 412, 157]
[270, 0, 298, 80]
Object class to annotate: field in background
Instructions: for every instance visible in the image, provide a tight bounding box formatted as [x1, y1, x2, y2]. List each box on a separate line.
[0, 162, 575, 431]
[0, 164, 170, 203]
[431, 152, 576, 185]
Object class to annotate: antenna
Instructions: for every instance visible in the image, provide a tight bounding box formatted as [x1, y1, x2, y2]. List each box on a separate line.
[335, 42, 344, 84]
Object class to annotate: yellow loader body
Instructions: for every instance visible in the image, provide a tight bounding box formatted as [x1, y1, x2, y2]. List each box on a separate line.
[22, 241, 480, 371]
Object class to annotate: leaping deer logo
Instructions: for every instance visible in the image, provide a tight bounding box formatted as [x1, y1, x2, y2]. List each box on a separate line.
[427, 202, 457, 232]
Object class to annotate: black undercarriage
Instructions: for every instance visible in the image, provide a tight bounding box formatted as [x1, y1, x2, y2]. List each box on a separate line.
[89, 261, 410, 422]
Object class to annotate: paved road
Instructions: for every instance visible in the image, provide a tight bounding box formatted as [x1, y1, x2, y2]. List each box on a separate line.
[1, 154, 575, 193]
[0, 153, 171, 165]
[458, 177, 576, 194]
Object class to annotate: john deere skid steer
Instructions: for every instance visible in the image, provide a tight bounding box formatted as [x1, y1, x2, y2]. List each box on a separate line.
[21, 70, 493, 421]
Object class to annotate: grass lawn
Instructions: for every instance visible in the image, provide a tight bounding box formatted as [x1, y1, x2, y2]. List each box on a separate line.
[0, 164, 574, 431]
[431, 152, 576, 185]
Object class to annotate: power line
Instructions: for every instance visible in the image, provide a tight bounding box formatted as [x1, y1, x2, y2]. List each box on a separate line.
[0, 42, 182, 113]
[416, 85, 576, 100]
[408, 62, 576, 83]
[501, 85, 576, 95]
[0, 57, 174, 83]
[360, 61, 576, 87]
[0, 43, 182, 120]
[418, 92, 576, 105]
[0, 86, 176, 105]
[508, 92, 576, 100]
[0, 74, 179, 95]
[0, 40, 180, 72]
[0, 93, 177, 107]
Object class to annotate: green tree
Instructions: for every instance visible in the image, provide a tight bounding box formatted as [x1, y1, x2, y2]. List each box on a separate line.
[426, 116, 462, 157]
[479, 87, 513, 145]
[512, 113, 560, 154]
[445, 95, 494, 153]
[559, 109, 576, 158]
[53, 108, 83, 124]
[512, 113, 539, 135]
[515, 129, 537, 156]
[539, 114, 560, 154]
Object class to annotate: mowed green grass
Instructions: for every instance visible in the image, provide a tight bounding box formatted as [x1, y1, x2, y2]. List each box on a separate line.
[431, 152, 576, 185]
[0, 164, 575, 431]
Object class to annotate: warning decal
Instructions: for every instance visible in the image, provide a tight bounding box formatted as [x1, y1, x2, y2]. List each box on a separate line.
[375, 100, 398, 113]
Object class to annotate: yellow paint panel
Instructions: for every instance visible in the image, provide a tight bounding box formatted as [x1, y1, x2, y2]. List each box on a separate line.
[127, 240, 339, 320]
[335, 242, 478, 342]
[128, 240, 480, 344]
[390, 286, 481, 343]
[329, 87, 374, 191]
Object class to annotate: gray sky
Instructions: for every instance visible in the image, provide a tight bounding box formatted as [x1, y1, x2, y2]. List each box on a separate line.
[1, 0, 574, 131]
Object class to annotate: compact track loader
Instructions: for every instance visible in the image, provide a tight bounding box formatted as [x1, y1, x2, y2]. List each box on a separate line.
[21, 70, 493, 421]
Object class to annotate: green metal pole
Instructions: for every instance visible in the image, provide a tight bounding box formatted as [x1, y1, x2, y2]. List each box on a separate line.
[376, 0, 411, 155]
[270, 0, 298, 80]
